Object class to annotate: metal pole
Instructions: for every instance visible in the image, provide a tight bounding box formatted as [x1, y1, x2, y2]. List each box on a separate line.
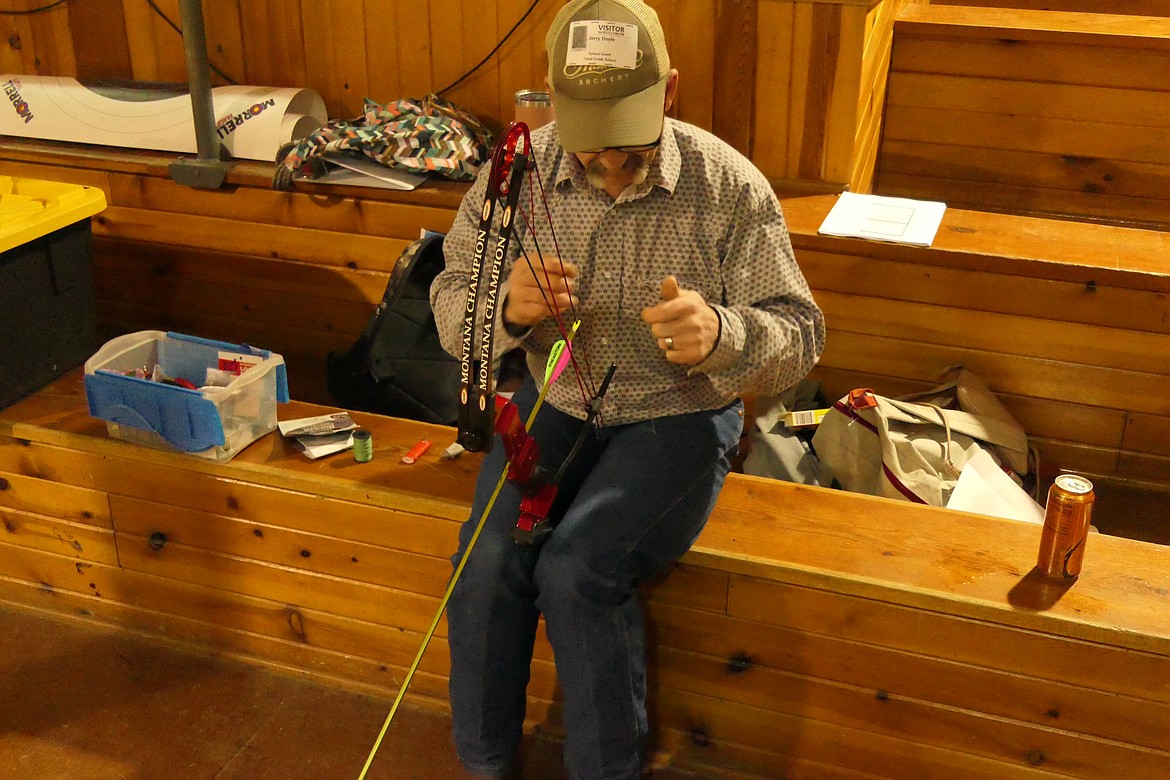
[169, 0, 230, 188]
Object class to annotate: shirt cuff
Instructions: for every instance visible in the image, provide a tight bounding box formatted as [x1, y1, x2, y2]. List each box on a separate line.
[689, 305, 743, 378]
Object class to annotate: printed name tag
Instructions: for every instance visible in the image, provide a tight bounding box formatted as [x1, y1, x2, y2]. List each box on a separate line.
[565, 21, 639, 69]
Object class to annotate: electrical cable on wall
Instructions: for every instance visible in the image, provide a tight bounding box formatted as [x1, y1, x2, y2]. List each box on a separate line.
[5, 0, 544, 106]
[436, 0, 541, 96]
[0, 0, 71, 15]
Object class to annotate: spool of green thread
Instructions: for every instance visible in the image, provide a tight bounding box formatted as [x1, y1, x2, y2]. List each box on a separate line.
[352, 429, 373, 462]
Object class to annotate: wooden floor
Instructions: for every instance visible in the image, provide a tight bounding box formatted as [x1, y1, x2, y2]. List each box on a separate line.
[0, 603, 699, 780]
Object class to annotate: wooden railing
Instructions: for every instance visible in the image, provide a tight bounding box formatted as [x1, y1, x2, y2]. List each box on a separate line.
[876, 5, 1170, 230]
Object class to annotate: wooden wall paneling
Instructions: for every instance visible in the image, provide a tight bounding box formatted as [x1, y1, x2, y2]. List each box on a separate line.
[818, 331, 1170, 417]
[1116, 450, 1170, 486]
[824, 3, 865, 184]
[788, 3, 823, 180]
[878, 7, 1170, 224]
[100, 464, 463, 557]
[723, 576, 1170, 704]
[889, 36, 1170, 94]
[238, 0, 306, 88]
[17, 0, 76, 75]
[0, 1, 31, 75]
[360, 0, 405, 104]
[67, 0, 132, 81]
[894, 5, 1170, 42]
[815, 291, 1170, 376]
[752, 0, 795, 179]
[994, 394, 1125, 453]
[115, 531, 443, 630]
[848, 2, 892, 192]
[644, 562, 731, 615]
[1032, 439, 1122, 480]
[711, 0, 755, 155]
[202, 0, 246, 86]
[1123, 414, 1170, 459]
[654, 644, 1170, 776]
[648, 601, 1170, 753]
[883, 106, 1170, 167]
[704, 487, 1170, 650]
[0, 469, 111, 528]
[387, 0, 437, 102]
[878, 171, 1170, 229]
[0, 511, 118, 564]
[298, 0, 367, 118]
[0, 560, 456, 705]
[797, 248, 1170, 335]
[122, 0, 187, 83]
[105, 173, 458, 236]
[94, 266, 373, 338]
[878, 141, 1170, 204]
[424, 0, 501, 132]
[494, 0, 560, 126]
[0, 433, 472, 531]
[655, 689, 1049, 780]
[109, 496, 454, 596]
[0, 429, 476, 523]
[92, 205, 409, 271]
[888, 72, 1170, 128]
[659, 0, 716, 133]
[93, 240, 390, 307]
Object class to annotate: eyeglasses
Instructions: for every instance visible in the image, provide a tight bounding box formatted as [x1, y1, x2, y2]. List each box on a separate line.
[577, 137, 661, 156]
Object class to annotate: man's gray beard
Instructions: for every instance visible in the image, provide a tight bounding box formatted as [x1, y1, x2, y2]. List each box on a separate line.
[585, 154, 650, 190]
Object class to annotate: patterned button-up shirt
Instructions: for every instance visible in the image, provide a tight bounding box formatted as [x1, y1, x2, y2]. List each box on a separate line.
[431, 117, 825, 425]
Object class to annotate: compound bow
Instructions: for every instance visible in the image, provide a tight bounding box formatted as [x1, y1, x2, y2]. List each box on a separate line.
[357, 121, 614, 779]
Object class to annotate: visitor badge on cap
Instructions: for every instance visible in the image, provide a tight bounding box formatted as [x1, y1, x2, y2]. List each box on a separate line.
[565, 21, 639, 70]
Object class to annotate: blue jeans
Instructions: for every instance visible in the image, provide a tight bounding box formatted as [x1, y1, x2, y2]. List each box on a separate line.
[447, 378, 743, 780]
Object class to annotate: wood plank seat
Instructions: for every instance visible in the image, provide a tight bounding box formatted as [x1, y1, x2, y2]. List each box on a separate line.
[877, 5, 1170, 231]
[780, 195, 1170, 490]
[2, 373, 1169, 779]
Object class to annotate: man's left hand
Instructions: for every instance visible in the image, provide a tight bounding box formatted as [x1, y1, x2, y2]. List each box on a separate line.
[641, 276, 720, 366]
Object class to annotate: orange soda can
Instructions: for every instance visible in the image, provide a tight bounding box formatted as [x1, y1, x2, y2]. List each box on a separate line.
[1037, 474, 1095, 578]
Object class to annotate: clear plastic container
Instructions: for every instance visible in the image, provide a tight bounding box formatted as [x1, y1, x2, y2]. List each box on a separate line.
[83, 331, 289, 461]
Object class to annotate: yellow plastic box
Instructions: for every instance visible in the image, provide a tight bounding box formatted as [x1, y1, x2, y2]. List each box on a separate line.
[0, 176, 107, 408]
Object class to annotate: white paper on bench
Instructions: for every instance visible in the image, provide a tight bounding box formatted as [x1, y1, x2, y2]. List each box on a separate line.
[818, 191, 946, 247]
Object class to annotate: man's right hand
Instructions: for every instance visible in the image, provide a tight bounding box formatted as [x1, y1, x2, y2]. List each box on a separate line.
[503, 258, 579, 329]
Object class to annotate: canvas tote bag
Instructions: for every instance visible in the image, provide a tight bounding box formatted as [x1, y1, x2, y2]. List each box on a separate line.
[811, 369, 1030, 506]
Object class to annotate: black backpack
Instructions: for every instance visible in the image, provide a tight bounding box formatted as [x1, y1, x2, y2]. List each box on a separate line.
[326, 232, 461, 425]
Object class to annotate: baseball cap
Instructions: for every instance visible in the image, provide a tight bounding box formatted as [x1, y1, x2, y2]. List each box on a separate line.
[545, 0, 670, 152]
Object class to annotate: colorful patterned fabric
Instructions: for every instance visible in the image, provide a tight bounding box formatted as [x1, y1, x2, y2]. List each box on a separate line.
[274, 94, 493, 188]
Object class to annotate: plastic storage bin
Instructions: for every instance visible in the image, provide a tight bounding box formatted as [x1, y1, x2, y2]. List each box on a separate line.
[0, 176, 107, 409]
[83, 331, 290, 461]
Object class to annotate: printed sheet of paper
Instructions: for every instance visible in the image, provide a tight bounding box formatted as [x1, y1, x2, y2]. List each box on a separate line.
[818, 192, 947, 247]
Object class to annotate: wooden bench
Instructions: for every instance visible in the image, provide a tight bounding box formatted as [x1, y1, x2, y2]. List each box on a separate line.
[2, 137, 1167, 492]
[782, 196, 1170, 490]
[877, 5, 1170, 230]
[2, 373, 1169, 778]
